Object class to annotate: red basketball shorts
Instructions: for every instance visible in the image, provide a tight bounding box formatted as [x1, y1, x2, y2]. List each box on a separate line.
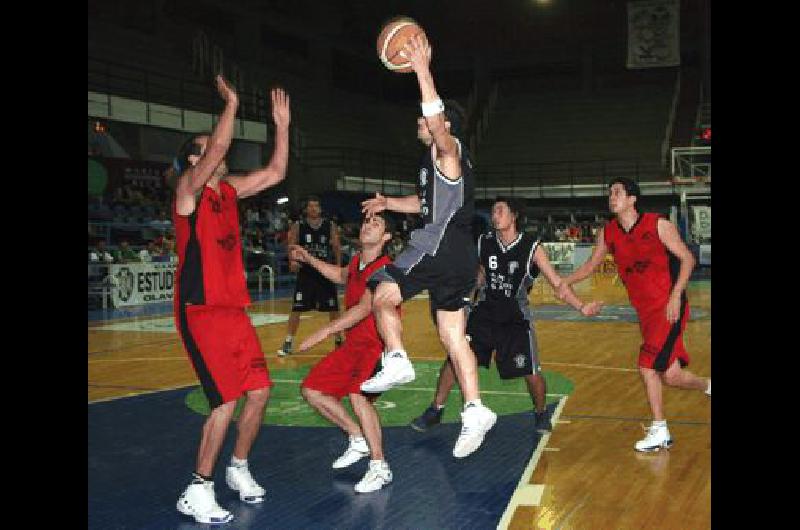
[177, 305, 272, 409]
[637, 300, 691, 372]
[302, 340, 383, 399]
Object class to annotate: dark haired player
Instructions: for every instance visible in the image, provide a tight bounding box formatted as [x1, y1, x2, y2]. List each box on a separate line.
[278, 195, 343, 356]
[289, 212, 397, 493]
[560, 177, 711, 452]
[361, 34, 495, 459]
[172, 75, 290, 524]
[411, 197, 603, 434]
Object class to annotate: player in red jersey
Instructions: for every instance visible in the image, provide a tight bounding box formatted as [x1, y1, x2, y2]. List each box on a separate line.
[560, 178, 710, 452]
[172, 75, 291, 524]
[288, 211, 397, 494]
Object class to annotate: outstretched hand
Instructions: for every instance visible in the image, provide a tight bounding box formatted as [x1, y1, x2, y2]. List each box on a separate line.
[399, 33, 432, 73]
[298, 327, 331, 352]
[361, 192, 388, 217]
[215, 75, 238, 105]
[288, 244, 310, 263]
[581, 301, 605, 317]
[271, 87, 291, 129]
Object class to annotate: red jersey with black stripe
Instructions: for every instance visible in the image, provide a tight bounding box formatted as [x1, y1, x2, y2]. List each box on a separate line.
[604, 213, 682, 313]
[344, 253, 393, 345]
[174, 180, 250, 308]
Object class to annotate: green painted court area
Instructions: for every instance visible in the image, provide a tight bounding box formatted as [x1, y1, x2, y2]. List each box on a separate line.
[185, 361, 574, 427]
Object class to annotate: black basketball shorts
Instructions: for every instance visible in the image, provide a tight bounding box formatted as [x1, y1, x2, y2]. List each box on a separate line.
[291, 267, 339, 312]
[368, 226, 478, 312]
[466, 305, 541, 379]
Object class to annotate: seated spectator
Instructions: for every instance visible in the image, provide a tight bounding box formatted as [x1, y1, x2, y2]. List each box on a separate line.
[139, 240, 159, 262]
[149, 209, 173, 230]
[161, 232, 177, 261]
[89, 239, 114, 263]
[112, 239, 141, 263]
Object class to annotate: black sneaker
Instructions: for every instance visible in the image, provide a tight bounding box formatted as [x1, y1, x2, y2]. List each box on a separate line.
[277, 340, 292, 357]
[410, 405, 443, 432]
[334, 335, 344, 348]
[535, 411, 553, 434]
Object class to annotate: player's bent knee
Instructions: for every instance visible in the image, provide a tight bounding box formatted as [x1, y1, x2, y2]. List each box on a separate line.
[210, 400, 236, 418]
[374, 282, 401, 307]
[246, 386, 270, 404]
[662, 369, 681, 386]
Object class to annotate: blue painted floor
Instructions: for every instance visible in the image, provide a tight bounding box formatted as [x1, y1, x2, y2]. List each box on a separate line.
[89, 389, 553, 529]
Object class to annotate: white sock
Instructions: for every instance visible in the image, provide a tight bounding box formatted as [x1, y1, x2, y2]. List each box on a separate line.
[285, 335, 294, 343]
[652, 420, 667, 428]
[464, 399, 483, 410]
[434, 404, 445, 410]
[231, 456, 248, 468]
[386, 349, 408, 360]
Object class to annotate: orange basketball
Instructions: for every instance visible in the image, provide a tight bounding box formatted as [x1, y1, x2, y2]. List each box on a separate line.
[376, 16, 426, 74]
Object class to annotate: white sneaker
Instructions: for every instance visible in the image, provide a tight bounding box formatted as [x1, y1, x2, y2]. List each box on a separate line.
[634, 423, 673, 452]
[360, 351, 415, 393]
[225, 464, 266, 503]
[354, 460, 393, 493]
[177, 482, 234, 525]
[705, 379, 711, 397]
[453, 403, 497, 458]
[332, 436, 370, 469]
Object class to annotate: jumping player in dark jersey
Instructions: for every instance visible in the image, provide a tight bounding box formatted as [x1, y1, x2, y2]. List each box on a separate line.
[410, 197, 603, 434]
[360, 34, 495, 459]
[278, 196, 343, 356]
[288, 212, 397, 493]
[172, 76, 291, 524]
[560, 177, 711, 452]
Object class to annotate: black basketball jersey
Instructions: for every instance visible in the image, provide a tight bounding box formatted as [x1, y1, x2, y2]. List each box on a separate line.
[298, 218, 335, 265]
[475, 231, 541, 323]
[409, 139, 475, 255]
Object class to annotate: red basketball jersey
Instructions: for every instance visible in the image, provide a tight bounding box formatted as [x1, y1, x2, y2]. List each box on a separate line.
[174, 180, 250, 308]
[344, 253, 393, 345]
[604, 213, 682, 312]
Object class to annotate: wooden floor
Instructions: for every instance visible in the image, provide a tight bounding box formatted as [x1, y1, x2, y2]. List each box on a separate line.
[88, 274, 711, 529]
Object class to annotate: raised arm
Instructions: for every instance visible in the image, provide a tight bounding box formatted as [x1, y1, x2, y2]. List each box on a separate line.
[175, 75, 238, 216]
[657, 218, 696, 323]
[533, 245, 603, 316]
[361, 192, 421, 218]
[288, 244, 347, 285]
[402, 34, 460, 180]
[226, 88, 291, 199]
[297, 290, 374, 351]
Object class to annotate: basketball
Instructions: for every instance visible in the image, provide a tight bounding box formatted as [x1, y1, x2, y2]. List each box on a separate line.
[376, 16, 426, 73]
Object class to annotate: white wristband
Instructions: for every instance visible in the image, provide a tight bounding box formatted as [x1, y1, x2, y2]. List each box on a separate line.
[421, 98, 445, 117]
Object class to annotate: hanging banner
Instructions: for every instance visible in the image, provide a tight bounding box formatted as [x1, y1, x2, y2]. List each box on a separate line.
[627, 0, 680, 69]
[108, 262, 176, 307]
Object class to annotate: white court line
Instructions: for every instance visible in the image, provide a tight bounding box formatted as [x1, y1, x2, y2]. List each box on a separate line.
[496, 395, 569, 530]
[546, 361, 637, 373]
[88, 382, 196, 404]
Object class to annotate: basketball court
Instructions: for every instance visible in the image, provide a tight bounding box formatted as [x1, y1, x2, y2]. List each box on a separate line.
[88, 273, 711, 529]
